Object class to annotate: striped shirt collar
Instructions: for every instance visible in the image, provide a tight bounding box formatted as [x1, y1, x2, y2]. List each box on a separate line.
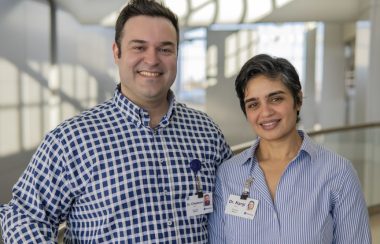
[238, 130, 317, 166]
[113, 84, 175, 128]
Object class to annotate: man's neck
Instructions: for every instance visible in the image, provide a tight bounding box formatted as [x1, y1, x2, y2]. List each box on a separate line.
[145, 99, 169, 128]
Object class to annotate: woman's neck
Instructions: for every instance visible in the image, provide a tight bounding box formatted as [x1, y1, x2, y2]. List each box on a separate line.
[256, 131, 302, 163]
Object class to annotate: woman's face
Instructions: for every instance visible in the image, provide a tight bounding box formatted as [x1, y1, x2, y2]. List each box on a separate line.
[244, 75, 300, 143]
[248, 202, 254, 210]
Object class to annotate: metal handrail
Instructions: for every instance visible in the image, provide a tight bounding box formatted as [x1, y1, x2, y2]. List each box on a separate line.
[231, 121, 380, 216]
[308, 121, 380, 136]
[231, 121, 380, 154]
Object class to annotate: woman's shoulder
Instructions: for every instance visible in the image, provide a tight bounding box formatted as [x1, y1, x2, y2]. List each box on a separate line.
[302, 132, 352, 170]
[218, 148, 252, 172]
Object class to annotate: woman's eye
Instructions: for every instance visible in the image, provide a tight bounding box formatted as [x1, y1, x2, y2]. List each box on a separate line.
[271, 97, 283, 103]
[247, 102, 258, 109]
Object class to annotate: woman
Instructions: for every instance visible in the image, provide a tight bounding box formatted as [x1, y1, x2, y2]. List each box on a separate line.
[208, 54, 371, 243]
[247, 201, 255, 211]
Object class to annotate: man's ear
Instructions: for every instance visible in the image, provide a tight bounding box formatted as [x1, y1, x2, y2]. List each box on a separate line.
[112, 42, 120, 62]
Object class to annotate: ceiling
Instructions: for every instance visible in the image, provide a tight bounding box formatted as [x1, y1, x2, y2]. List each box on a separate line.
[53, 0, 370, 28]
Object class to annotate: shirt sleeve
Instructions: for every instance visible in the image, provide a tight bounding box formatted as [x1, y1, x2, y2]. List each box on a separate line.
[216, 129, 233, 166]
[0, 133, 73, 244]
[332, 162, 372, 244]
[207, 172, 227, 244]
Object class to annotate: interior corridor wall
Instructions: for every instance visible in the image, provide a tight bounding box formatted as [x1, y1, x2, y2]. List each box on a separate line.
[316, 23, 346, 128]
[206, 30, 254, 146]
[0, 0, 116, 204]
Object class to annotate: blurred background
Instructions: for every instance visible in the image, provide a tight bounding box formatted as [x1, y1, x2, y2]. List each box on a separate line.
[0, 0, 379, 242]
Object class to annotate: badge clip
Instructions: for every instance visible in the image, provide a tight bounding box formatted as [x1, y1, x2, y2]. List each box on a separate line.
[190, 159, 203, 198]
[240, 177, 253, 200]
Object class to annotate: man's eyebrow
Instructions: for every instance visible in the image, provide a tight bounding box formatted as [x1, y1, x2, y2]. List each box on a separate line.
[128, 40, 176, 47]
[128, 39, 146, 45]
[160, 41, 176, 47]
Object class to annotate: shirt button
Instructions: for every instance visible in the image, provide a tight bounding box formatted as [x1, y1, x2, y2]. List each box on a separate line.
[167, 220, 173, 226]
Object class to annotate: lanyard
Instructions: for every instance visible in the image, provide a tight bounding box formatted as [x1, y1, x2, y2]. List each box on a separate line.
[240, 158, 255, 200]
[190, 159, 203, 198]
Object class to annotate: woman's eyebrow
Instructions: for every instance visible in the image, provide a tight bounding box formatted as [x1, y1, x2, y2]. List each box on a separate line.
[244, 90, 286, 104]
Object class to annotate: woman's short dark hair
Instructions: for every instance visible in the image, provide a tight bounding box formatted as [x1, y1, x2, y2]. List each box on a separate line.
[235, 54, 303, 123]
[114, 0, 179, 58]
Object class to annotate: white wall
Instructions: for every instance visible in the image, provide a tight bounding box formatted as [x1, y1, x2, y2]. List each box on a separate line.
[206, 30, 255, 146]
[0, 0, 116, 203]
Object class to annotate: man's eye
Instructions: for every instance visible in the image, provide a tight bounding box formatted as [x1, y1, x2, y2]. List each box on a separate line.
[159, 48, 174, 54]
[133, 46, 144, 51]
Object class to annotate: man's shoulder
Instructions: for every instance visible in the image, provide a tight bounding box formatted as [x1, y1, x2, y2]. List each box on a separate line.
[51, 99, 115, 137]
[174, 102, 215, 123]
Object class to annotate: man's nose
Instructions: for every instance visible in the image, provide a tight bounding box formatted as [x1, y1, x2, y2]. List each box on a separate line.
[144, 48, 159, 65]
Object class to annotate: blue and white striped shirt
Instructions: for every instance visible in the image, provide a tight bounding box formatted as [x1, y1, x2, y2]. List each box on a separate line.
[0, 86, 232, 243]
[208, 131, 371, 244]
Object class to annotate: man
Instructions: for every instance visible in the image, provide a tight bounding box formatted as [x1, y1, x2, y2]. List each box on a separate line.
[0, 0, 232, 243]
[204, 194, 211, 206]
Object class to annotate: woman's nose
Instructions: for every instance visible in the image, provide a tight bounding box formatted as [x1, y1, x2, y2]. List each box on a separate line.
[260, 103, 274, 116]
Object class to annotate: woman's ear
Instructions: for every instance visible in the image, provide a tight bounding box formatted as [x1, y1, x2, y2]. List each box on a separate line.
[297, 91, 303, 108]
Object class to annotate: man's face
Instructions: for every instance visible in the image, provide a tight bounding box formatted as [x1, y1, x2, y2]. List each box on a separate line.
[112, 16, 178, 107]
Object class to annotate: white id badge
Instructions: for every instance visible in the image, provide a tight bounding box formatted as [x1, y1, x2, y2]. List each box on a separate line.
[186, 192, 213, 217]
[225, 195, 258, 220]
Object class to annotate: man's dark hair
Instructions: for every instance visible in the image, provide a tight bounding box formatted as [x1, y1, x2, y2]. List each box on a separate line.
[114, 0, 179, 58]
[235, 54, 303, 123]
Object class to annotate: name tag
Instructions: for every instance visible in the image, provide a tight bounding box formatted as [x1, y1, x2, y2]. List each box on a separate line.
[225, 195, 258, 220]
[186, 192, 213, 217]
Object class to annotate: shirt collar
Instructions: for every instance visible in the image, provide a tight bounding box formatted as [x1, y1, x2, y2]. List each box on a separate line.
[113, 84, 176, 128]
[298, 130, 318, 161]
[236, 139, 259, 166]
[238, 130, 318, 166]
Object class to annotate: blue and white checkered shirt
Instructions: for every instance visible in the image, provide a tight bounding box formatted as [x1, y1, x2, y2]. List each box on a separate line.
[208, 131, 371, 244]
[0, 86, 232, 243]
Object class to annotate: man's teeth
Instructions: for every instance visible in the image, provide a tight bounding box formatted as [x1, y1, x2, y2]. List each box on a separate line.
[262, 121, 276, 126]
[139, 71, 160, 77]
